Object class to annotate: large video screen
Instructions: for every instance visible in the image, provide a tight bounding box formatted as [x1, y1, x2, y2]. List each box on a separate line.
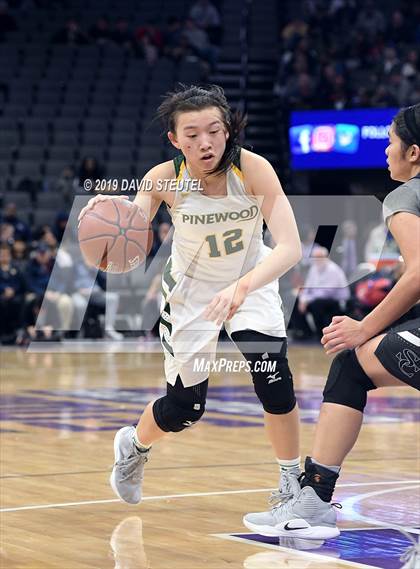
[289, 108, 397, 170]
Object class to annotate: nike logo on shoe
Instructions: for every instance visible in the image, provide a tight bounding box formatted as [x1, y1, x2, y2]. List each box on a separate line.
[284, 521, 309, 531]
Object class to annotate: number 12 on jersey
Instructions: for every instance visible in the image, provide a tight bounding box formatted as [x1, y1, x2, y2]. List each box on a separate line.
[205, 229, 244, 257]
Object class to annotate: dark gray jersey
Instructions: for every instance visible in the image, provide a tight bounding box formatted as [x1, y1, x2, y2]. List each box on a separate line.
[383, 174, 420, 226]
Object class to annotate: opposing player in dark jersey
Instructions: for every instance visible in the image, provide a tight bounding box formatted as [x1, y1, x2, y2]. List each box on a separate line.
[243, 103, 420, 563]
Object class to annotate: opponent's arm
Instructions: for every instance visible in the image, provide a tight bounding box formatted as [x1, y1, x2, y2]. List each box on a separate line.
[363, 212, 420, 333]
[322, 211, 420, 354]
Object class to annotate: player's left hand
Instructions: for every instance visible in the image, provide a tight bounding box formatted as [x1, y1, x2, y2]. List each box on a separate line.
[321, 315, 369, 355]
[203, 281, 247, 325]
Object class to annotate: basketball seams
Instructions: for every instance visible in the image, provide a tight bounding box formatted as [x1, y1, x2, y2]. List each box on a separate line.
[104, 234, 120, 257]
[85, 211, 118, 225]
[125, 237, 146, 258]
[127, 204, 138, 227]
[111, 199, 121, 226]
[79, 233, 118, 243]
[122, 235, 128, 272]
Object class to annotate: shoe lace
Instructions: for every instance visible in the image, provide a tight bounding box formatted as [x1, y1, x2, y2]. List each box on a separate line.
[116, 451, 148, 483]
[269, 489, 292, 507]
[268, 471, 302, 508]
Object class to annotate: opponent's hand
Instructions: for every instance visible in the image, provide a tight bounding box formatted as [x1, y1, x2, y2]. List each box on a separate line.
[321, 315, 369, 355]
[203, 281, 247, 326]
[78, 194, 129, 223]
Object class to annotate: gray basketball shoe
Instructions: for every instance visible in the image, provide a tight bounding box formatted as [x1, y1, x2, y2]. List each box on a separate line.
[243, 486, 340, 540]
[110, 426, 150, 505]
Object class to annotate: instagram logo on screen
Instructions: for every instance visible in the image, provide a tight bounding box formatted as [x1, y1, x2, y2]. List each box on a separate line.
[312, 125, 335, 152]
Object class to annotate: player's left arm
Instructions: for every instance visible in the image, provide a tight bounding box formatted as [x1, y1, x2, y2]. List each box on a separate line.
[239, 152, 302, 294]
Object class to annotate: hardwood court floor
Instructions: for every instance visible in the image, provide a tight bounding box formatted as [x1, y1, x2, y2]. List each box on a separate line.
[1, 343, 419, 569]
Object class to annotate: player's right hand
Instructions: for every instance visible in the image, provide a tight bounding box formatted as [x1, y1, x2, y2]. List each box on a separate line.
[78, 194, 129, 223]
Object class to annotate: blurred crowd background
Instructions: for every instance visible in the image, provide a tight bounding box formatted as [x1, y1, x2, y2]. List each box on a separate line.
[1, 0, 419, 345]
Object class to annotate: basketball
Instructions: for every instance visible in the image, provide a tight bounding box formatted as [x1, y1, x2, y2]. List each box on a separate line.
[78, 199, 153, 273]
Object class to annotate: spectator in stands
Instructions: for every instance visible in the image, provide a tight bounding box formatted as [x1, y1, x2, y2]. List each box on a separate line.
[0, 1, 17, 36]
[138, 31, 159, 65]
[387, 65, 411, 106]
[150, 221, 172, 258]
[78, 156, 103, 186]
[350, 85, 373, 108]
[52, 18, 90, 45]
[112, 18, 133, 51]
[300, 225, 316, 263]
[0, 243, 25, 343]
[72, 260, 123, 340]
[283, 72, 317, 110]
[36, 225, 57, 250]
[276, 1, 416, 110]
[407, 82, 420, 107]
[386, 9, 412, 45]
[2, 203, 31, 242]
[182, 18, 217, 69]
[355, 0, 386, 39]
[338, 220, 358, 279]
[364, 219, 399, 264]
[52, 165, 77, 205]
[370, 85, 398, 108]
[90, 16, 113, 45]
[53, 212, 69, 243]
[11, 238, 28, 271]
[281, 17, 308, 49]
[380, 47, 400, 76]
[0, 222, 14, 245]
[295, 246, 350, 338]
[163, 17, 187, 61]
[135, 20, 163, 53]
[401, 48, 418, 80]
[24, 243, 74, 333]
[189, 0, 222, 45]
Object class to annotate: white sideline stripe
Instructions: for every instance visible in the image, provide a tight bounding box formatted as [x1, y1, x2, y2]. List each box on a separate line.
[1, 479, 419, 513]
[397, 330, 420, 347]
[213, 534, 381, 569]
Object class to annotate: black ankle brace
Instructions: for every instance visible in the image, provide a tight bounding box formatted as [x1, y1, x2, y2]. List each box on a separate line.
[300, 456, 339, 502]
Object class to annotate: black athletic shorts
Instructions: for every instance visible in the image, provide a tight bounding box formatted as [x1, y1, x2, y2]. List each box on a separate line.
[374, 317, 420, 389]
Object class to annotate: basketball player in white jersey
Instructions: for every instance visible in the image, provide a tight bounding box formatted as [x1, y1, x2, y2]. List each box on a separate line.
[79, 85, 303, 506]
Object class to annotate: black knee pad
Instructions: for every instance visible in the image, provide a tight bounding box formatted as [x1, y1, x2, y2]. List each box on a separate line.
[152, 376, 208, 432]
[231, 330, 296, 415]
[323, 349, 377, 412]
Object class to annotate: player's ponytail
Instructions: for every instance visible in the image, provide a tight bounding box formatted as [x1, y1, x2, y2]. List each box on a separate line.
[393, 103, 420, 152]
[157, 84, 247, 175]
